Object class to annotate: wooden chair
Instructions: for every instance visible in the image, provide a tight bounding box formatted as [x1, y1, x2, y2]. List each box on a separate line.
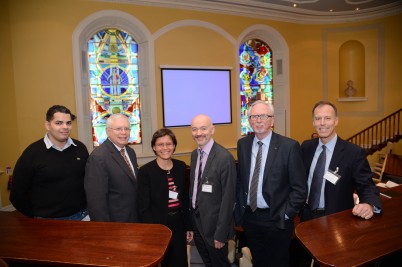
[372, 142, 393, 183]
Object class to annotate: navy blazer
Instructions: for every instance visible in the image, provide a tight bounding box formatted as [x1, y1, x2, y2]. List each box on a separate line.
[85, 138, 139, 222]
[235, 132, 307, 229]
[301, 137, 382, 215]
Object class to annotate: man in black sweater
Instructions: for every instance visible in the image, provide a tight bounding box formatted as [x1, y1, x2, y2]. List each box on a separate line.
[10, 105, 89, 220]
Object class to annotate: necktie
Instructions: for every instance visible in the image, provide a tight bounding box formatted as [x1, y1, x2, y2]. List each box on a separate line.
[198, 149, 204, 184]
[193, 149, 203, 212]
[308, 145, 326, 210]
[249, 141, 263, 212]
[120, 148, 135, 177]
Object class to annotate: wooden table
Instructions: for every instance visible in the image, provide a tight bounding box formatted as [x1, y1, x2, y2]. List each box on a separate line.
[295, 186, 402, 267]
[0, 212, 172, 266]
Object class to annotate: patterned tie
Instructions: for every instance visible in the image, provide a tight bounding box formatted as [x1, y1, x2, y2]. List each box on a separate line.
[120, 148, 135, 177]
[193, 149, 204, 212]
[249, 141, 263, 212]
[198, 149, 204, 184]
[308, 145, 326, 210]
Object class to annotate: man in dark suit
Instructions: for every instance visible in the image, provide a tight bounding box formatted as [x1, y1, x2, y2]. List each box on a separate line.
[189, 114, 236, 267]
[300, 100, 381, 222]
[85, 113, 139, 222]
[235, 100, 307, 267]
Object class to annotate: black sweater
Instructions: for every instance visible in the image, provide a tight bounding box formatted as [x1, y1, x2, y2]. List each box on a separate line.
[10, 138, 89, 218]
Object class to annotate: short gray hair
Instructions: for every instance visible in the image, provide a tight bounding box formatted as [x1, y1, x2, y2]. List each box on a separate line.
[247, 100, 274, 116]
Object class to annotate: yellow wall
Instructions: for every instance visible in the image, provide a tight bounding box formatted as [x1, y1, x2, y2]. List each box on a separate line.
[1, 0, 401, 206]
[0, 0, 19, 207]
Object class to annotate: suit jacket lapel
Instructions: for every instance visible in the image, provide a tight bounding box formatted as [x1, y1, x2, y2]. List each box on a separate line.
[263, 132, 279, 185]
[305, 139, 319, 174]
[105, 139, 136, 182]
[243, 136, 254, 192]
[199, 143, 217, 190]
[329, 138, 345, 172]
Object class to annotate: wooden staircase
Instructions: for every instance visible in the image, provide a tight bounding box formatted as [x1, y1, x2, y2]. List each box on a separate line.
[347, 108, 402, 155]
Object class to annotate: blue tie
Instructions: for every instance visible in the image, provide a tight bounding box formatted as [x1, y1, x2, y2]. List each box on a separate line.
[308, 145, 326, 210]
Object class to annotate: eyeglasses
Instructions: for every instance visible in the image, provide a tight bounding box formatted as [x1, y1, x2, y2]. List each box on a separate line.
[108, 127, 131, 132]
[155, 142, 174, 148]
[248, 114, 274, 121]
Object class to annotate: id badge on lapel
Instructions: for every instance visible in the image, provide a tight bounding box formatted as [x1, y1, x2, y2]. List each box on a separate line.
[201, 177, 213, 193]
[324, 167, 341, 185]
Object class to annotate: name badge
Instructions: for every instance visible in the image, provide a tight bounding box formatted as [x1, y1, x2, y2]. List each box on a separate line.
[202, 184, 213, 193]
[169, 190, 178, 199]
[324, 168, 341, 185]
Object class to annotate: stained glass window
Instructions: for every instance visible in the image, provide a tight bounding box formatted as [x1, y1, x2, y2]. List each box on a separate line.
[239, 39, 273, 136]
[88, 29, 141, 146]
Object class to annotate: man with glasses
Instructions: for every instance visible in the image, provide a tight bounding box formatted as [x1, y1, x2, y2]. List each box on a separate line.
[235, 100, 307, 267]
[85, 113, 139, 222]
[10, 105, 89, 220]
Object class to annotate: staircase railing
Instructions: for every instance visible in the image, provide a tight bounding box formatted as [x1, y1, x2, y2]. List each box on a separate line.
[347, 108, 402, 155]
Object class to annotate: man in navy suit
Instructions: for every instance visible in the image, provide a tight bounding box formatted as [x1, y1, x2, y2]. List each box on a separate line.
[85, 113, 139, 222]
[300, 101, 381, 222]
[189, 114, 236, 267]
[235, 101, 307, 267]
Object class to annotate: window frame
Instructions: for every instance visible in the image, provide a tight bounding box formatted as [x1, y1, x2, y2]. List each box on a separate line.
[72, 10, 157, 161]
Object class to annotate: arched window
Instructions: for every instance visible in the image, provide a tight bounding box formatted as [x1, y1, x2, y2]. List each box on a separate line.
[239, 39, 273, 136]
[73, 10, 156, 161]
[88, 29, 141, 146]
[237, 25, 289, 137]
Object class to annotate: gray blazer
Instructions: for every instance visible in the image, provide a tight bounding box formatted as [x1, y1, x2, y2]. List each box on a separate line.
[85, 138, 139, 222]
[189, 141, 236, 246]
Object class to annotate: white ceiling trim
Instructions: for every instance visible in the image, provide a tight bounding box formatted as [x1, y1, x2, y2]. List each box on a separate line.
[98, 0, 402, 24]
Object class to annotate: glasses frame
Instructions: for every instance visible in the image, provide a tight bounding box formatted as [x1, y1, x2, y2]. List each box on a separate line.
[248, 114, 274, 121]
[108, 127, 131, 132]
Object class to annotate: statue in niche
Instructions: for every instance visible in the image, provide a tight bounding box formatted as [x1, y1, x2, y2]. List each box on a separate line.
[344, 80, 356, 97]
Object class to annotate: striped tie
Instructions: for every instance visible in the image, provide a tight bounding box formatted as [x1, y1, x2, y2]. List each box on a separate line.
[120, 148, 135, 177]
[198, 149, 204, 184]
[249, 141, 263, 212]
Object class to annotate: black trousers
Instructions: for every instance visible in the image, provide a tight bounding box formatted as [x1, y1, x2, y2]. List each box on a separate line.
[162, 212, 188, 267]
[191, 211, 230, 267]
[242, 206, 293, 267]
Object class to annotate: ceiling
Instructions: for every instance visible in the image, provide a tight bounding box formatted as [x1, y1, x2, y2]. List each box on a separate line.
[108, 0, 402, 23]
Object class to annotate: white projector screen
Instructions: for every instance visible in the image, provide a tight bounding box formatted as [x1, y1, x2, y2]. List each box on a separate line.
[161, 68, 232, 127]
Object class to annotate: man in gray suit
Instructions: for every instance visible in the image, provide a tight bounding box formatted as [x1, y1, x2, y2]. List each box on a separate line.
[85, 113, 139, 222]
[189, 114, 236, 267]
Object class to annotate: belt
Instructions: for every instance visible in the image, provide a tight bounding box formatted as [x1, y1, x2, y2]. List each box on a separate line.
[311, 208, 325, 214]
[247, 206, 270, 212]
[191, 206, 200, 217]
[168, 210, 179, 216]
[255, 208, 269, 212]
